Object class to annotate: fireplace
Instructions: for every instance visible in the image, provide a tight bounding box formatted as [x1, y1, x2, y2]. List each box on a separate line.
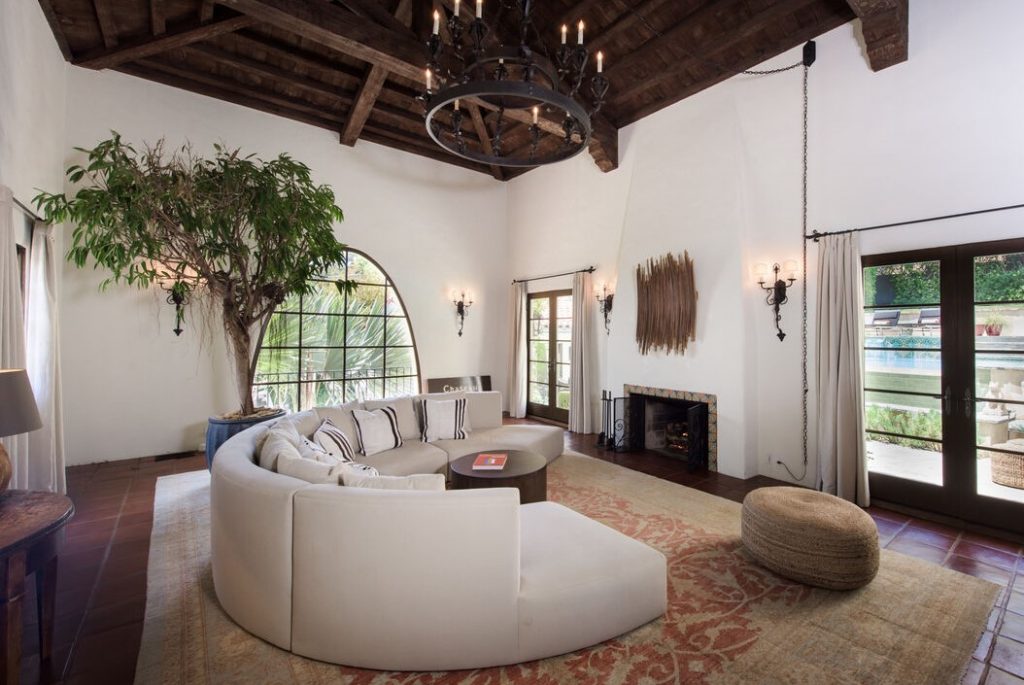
[598, 385, 718, 471]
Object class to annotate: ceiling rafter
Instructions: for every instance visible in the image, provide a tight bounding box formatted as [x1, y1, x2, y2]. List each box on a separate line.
[588, 0, 676, 53]
[467, 103, 504, 181]
[844, 0, 907, 71]
[151, 0, 167, 35]
[92, 0, 120, 48]
[341, 0, 413, 147]
[609, 0, 824, 111]
[75, 15, 256, 69]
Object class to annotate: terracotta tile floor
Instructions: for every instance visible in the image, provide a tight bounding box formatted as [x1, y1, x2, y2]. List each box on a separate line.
[17, 425, 1024, 684]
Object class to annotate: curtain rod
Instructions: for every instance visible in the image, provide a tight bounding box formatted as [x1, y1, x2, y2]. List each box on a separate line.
[12, 196, 43, 222]
[806, 202, 1024, 242]
[512, 266, 595, 284]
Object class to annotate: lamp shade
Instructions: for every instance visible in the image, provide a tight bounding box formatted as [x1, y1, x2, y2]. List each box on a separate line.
[0, 369, 42, 438]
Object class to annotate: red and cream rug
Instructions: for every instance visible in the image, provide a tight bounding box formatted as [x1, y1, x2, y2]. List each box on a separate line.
[134, 452, 997, 684]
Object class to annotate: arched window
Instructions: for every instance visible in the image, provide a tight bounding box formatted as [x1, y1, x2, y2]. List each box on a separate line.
[253, 249, 420, 412]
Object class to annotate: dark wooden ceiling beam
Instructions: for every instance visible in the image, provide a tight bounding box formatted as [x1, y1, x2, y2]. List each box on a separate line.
[335, 0, 414, 37]
[151, 0, 167, 35]
[341, 67, 390, 145]
[609, 0, 822, 108]
[620, 7, 853, 126]
[36, 0, 73, 60]
[215, 0, 425, 82]
[75, 15, 255, 69]
[557, 0, 606, 31]
[341, 0, 412, 147]
[92, 0, 120, 48]
[589, 0, 675, 53]
[200, 0, 216, 21]
[467, 103, 503, 181]
[845, 0, 907, 71]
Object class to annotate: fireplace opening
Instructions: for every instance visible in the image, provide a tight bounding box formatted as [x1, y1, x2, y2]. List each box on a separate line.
[598, 388, 715, 471]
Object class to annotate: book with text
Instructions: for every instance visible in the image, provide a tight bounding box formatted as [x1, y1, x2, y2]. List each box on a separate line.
[472, 453, 508, 470]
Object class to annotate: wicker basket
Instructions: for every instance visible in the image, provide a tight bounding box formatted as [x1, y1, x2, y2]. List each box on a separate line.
[992, 451, 1024, 489]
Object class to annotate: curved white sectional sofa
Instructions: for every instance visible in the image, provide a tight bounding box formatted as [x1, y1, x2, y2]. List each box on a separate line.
[210, 391, 668, 671]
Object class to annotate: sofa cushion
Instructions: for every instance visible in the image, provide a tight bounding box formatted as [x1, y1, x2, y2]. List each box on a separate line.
[414, 392, 473, 432]
[355, 441, 449, 476]
[278, 453, 343, 485]
[352, 407, 403, 456]
[364, 396, 420, 441]
[477, 426, 564, 463]
[313, 419, 357, 462]
[315, 401, 363, 448]
[430, 435, 496, 461]
[259, 426, 303, 471]
[278, 409, 322, 438]
[422, 398, 469, 442]
[516, 502, 667, 662]
[341, 470, 446, 491]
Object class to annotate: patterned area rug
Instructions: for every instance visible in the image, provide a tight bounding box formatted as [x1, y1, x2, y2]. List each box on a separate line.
[135, 452, 997, 685]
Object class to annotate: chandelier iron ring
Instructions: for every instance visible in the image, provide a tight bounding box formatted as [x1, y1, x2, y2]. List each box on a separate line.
[425, 80, 592, 168]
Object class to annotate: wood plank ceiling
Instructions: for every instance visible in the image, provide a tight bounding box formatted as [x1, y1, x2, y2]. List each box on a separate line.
[37, 0, 907, 180]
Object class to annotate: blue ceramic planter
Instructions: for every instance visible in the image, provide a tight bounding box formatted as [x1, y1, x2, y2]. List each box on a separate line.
[205, 409, 286, 469]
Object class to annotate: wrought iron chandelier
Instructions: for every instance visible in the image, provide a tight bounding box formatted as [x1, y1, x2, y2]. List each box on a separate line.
[422, 0, 609, 168]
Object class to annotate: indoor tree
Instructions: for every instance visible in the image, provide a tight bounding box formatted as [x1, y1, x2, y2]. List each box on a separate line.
[35, 133, 351, 418]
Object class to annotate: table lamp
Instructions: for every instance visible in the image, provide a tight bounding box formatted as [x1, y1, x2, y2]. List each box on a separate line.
[0, 369, 42, 493]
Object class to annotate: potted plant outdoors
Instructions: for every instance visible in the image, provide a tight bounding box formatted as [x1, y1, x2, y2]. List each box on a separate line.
[985, 314, 1007, 337]
[35, 133, 354, 467]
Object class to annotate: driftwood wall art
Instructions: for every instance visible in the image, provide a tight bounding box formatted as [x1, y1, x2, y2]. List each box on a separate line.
[635, 252, 697, 355]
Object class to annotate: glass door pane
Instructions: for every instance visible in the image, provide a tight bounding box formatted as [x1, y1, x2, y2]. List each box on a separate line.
[863, 260, 945, 486]
[527, 290, 572, 423]
[973, 251, 1024, 506]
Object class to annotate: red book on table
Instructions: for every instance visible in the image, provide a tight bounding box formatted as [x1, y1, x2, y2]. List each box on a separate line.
[472, 453, 508, 470]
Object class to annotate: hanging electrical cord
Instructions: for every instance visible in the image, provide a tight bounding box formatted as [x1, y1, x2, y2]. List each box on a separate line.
[778, 59, 811, 483]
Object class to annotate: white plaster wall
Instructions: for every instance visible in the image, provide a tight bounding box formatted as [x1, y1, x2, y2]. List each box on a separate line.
[0, 0, 67, 208]
[507, 0, 1024, 480]
[60, 68, 509, 465]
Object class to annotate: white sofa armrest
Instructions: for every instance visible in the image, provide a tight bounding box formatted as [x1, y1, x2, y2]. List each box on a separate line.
[291, 486, 521, 670]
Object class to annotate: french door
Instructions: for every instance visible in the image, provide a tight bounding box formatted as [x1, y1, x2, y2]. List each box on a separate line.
[863, 238, 1024, 534]
[527, 290, 572, 424]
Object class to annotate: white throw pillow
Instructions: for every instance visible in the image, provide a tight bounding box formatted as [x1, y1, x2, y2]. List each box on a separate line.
[364, 397, 420, 441]
[259, 426, 304, 471]
[313, 419, 357, 462]
[277, 453, 343, 484]
[352, 407, 403, 456]
[340, 468, 445, 491]
[315, 401, 363, 449]
[421, 398, 469, 442]
[415, 392, 473, 432]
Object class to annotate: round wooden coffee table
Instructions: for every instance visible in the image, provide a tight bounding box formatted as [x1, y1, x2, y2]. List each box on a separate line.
[449, 450, 547, 504]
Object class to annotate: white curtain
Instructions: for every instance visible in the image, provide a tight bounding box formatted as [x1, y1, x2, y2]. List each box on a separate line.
[816, 233, 869, 506]
[24, 221, 65, 493]
[507, 282, 528, 418]
[0, 186, 29, 480]
[568, 271, 593, 433]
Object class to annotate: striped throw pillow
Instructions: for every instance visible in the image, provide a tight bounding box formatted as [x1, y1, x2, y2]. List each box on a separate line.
[352, 407, 403, 456]
[313, 419, 356, 462]
[421, 398, 468, 442]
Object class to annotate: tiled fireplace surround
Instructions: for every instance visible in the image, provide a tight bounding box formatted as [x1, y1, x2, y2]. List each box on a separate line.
[624, 385, 719, 472]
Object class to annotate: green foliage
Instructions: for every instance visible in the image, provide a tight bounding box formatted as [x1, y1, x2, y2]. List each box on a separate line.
[865, 404, 942, 452]
[34, 133, 350, 415]
[864, 253, 1024, 306]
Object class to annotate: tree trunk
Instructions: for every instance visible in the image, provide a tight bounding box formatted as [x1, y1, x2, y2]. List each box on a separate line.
[223, 314, 256, 416]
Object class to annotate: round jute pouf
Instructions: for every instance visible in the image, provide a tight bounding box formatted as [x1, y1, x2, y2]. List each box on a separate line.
[741, 486, 879, 590]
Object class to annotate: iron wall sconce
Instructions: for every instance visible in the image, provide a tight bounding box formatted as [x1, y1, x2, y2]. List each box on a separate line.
[164, 280, 189, 336]
[452, 291, 473, 337]
[754, 261, 797, 342]
[596, 284, 614, 334]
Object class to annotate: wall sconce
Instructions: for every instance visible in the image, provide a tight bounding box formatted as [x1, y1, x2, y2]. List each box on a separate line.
[755, 261, 797, 342]
[595, 284, 614, 334]
[163, 281, 189, 336]
[452, 291, 473, 337]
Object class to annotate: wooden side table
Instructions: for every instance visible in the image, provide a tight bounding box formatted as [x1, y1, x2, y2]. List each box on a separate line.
[449, 450, 548, 504]
[0, 491, 74, 685]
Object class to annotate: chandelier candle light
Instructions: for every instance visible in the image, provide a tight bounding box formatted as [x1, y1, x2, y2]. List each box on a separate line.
[423, 0, 610, 167]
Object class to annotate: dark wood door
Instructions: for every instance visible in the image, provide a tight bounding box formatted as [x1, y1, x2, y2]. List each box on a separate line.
[863, 238, 1024, 534]
[527, 290, 572, 424]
